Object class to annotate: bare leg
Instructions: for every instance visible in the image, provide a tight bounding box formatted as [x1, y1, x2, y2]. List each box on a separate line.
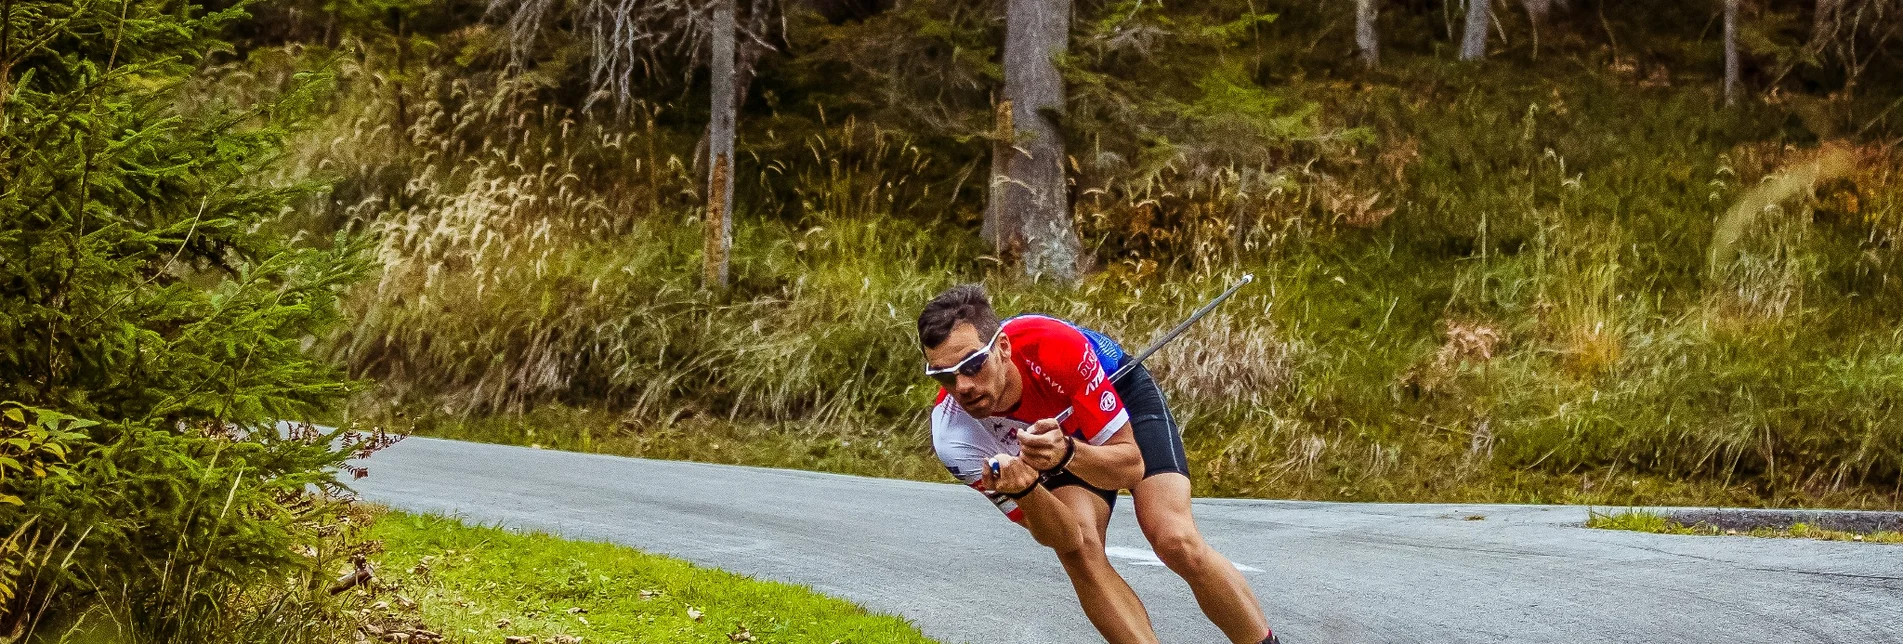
[1131, 473, 1270, 644]
[1050, 485, 1158, 644]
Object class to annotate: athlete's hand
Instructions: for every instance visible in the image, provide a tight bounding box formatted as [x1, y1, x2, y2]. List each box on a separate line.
[1017, 421, 1068, 472]
[1025, 418, 1062, 435]
[982, 454, 1040, 496]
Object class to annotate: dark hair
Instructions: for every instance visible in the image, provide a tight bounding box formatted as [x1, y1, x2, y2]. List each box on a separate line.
[918, 284, 1001, 350]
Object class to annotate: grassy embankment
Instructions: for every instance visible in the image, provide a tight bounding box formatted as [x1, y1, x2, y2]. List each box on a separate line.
[354, 511, 939, 644]
[1586, 510, 1903, 544]
[264, 2, 1903, 509]
[52, 508, 938, 643]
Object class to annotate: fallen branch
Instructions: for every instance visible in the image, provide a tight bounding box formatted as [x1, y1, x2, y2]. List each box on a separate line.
[328, 554, 373, 594]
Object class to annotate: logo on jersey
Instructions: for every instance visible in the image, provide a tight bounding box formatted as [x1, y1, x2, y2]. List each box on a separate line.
[1026, 361, 1065, 394]
[1099, 391, 1116, 412]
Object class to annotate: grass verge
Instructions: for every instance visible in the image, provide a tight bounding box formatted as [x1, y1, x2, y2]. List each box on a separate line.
[1586, 510, 1903, 544]
[371, 405, 1836, 508]
[358, 510, 941, 644]
[386, 406, 948, 482]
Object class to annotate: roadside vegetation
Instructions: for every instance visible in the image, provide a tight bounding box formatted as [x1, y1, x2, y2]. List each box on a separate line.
[361, 511, 940, 644]
[0, 0, 919, 637]
[254, 0, 1903, 509]
[1586, 510, 1903, 544]
[6, 0, 1902, 635]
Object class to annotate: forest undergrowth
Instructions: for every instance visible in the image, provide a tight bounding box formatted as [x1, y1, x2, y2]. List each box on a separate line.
[240, 0, 1903, 509]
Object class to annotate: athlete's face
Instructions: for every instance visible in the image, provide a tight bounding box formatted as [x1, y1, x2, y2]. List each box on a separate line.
[923, 322, 1018, 417]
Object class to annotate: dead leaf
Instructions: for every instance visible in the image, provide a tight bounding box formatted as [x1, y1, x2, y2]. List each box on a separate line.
[495, 618, 512, 629]
[566, 607, 587, 614]
[687, 607, 703, 622]
[551, 637, 582, 644]
[728, 624, 756, 642]
[395, 594, 418, 610]
[503, 637, 535, 644]
[638, 590, 659, 600]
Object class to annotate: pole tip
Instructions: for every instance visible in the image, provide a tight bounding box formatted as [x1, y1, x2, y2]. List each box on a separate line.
[1241, 273, 1255, 284]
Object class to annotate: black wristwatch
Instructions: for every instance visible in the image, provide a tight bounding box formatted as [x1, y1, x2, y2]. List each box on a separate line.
[999, 472, 1049, 500]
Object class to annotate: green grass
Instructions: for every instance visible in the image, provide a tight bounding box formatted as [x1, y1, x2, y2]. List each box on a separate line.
[1586, 510, 1903, 544]
[361, 510, 941, 644]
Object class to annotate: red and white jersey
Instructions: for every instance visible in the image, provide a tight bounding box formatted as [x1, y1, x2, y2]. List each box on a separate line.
[931, 315, 1129, 522]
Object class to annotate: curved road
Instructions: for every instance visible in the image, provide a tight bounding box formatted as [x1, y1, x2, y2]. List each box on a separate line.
[349, 437, 1903, 644]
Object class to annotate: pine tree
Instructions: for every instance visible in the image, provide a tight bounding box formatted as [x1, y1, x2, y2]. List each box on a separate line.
[993, 0, 1082, 282]
[0, 0, 369, 636]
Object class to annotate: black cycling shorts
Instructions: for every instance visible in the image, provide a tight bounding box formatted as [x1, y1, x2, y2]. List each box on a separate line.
[1043, 363, 1189, 509]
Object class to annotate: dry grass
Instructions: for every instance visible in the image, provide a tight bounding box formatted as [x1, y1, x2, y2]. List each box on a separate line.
[228, 25, 1903, 508]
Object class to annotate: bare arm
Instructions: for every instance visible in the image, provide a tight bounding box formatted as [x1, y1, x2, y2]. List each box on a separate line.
[982, 454, 1084, 549]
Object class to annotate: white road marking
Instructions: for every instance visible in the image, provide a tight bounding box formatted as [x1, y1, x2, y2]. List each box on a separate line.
[1105, 546, 1263, 572]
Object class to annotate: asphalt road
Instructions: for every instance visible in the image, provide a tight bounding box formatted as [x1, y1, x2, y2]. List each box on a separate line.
[348, 437, 1903, 644]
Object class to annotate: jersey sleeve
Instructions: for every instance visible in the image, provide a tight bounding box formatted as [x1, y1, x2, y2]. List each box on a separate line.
[1035, 323, 1130, 446]
[930, 399, 1025, 523]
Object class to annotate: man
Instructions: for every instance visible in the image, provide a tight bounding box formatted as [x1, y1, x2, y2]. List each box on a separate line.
[918, 284, 1280, 644]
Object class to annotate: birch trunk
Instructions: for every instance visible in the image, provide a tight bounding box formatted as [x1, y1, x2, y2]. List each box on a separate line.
[1356, 0, 1380, 67]
[704, 0, 736, 288]
[992, 0, 1080, 282]
[1460, 0, 1491, 61]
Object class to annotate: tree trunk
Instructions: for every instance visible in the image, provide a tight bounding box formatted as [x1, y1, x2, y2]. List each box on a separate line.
[1460, 0, 1491, 60]
[1724, 0, 1741, 107]
[392, 7, 409, 153]
[704, 0, 737, 288]
[1522, 0, 1551, 57]
[983, 99, 1018, 252]
[992, 0, 1080, 282]
[1356, 0, 1380, 67]
[1521, 0, 1551, 23]
[1812, 0, 1844, 47]
[0, 0, 13, 128]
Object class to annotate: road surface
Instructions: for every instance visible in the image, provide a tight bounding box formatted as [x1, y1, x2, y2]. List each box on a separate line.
[348, 437, 1903, 644]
